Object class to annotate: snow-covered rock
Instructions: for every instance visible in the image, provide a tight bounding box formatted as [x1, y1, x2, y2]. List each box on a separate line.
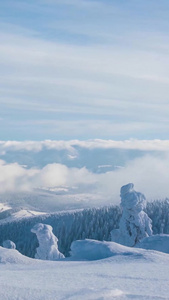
[111, 183, 152, 247]
[2, 240, 16, 249]
[31, 223, 65, 260]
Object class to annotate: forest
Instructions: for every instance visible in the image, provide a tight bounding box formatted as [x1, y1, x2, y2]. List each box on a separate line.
[0, 199, 169, 257]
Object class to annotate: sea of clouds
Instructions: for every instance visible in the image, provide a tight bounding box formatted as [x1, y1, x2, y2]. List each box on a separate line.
[0, 139, 169, 207]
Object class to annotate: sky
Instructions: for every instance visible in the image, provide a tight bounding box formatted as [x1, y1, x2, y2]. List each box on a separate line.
[1, 1, 169, 207]
[1, 0, 169, 140]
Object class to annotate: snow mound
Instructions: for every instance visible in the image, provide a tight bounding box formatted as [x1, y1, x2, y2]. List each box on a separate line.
[2, 240, 16, 249]
[137, 234, 169, 254]
[0, 247, 33, 264]
[70, 239, 148, 260]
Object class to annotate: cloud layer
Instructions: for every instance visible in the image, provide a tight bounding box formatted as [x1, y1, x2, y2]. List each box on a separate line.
[1, 153, 169, 205]
[1, 139, 169, 153]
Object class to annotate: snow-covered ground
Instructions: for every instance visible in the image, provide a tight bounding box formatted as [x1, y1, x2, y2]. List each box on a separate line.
[137, 234, 169, 254]
[0, 203, 11, 213]
[1, 240, 169, 300]
[0, 209, 47, 225]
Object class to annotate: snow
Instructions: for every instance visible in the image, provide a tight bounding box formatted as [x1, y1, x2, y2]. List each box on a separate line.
[1, 241, 169, 299]
[0, 209, 47, 225]
[0, 202, 11, 213]
[0, 247, 33, 264]
[31, 223, 65, 260]
[111, 183, 152, 247]
[70, 238, 169, 262]
[70, 239, 147, 260]
[3, 240, 16, 249]
[137, 234, 169, 254]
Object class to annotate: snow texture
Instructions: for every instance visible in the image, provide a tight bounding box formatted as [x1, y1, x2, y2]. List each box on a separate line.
[31, 223, 65, 260]
[1, 240, 169, 299]
[2, 240, 16, 249]
[0, 246, 33, 264]
[111, 183, 152, 246]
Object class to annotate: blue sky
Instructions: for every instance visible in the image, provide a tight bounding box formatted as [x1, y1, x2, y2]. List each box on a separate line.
[1, 0, 169, 140]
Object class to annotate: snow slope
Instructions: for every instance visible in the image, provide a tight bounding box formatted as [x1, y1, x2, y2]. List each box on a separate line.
[1, 241, 169, 299]
[0, 209, 47, 225]
[0, 247, 34, 264]
[0, 203, 11, 213]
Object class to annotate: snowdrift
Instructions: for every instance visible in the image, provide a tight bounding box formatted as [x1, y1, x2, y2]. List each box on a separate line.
[70, 239, 151, 260]
[0, 246, 34, 264]
[137, 234, 169, 254]
[2, 235, 169, 266]
[1, 245, 169, 300]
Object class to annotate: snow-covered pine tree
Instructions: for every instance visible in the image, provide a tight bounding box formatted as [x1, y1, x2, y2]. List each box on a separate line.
[111, 183, 152, 246]
[31, 223, 65, 260]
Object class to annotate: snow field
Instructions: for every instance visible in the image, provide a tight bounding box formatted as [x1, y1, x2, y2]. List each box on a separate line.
[1, 241, 169, 300]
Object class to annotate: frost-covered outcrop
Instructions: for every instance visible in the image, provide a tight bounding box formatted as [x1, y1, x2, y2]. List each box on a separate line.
[111, 183, 152, 247]
[2, 240, 16, 249]
[31, 223, 65, 260]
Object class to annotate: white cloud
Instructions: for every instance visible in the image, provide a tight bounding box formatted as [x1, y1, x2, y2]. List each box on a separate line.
[0, 160, 37, 193]
[0, 160, 96, 194]
[1, 29, 169, 140]
[98, 154, 169, 201]
[1, 30, 169, 111]
[1, 139, 169, 153]
[0, 154, 169, 204]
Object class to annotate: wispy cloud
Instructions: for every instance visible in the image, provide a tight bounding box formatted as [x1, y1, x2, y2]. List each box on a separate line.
[1, 139, 169, 152]
[1, 1, 169, 139]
